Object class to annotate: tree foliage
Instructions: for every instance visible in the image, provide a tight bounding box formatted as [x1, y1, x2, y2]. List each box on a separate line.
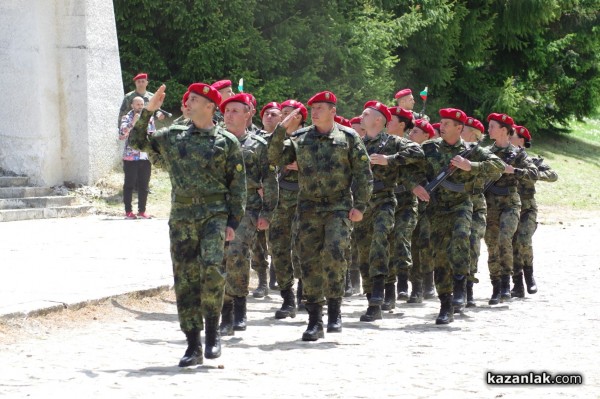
[114, 0, 600, 132]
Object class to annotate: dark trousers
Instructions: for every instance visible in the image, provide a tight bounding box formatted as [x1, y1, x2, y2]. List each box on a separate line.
[123, 160, 151, 213]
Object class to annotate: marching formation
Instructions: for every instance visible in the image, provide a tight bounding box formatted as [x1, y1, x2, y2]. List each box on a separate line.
[124, 74, 558, 367]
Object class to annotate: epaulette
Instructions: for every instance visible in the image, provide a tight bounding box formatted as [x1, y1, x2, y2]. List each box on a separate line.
[337, 124, 358, 137]
[168, 124, 189, 134]
[216, 126, 239, 143]
[291, 126, 311, 137]
[249, 133, 268, 146]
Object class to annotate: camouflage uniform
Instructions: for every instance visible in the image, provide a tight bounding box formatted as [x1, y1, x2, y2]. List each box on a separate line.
[172, 115, 191, 126]
[268, 124, 372, 305]
[394, 138, 504, 296]
[484, 144, 538, 280]
[513, 157, 557, 277]
[224, 132, 278, 298]
[128, 109, 246, 332]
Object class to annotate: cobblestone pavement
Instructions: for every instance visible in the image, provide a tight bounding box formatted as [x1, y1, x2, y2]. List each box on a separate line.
[1, 217, 599, 398]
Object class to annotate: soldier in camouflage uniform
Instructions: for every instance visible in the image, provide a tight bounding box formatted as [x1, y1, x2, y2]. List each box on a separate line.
[269, 100, 307, 319]
[210, 79, 234, 125]
[385, 107, 421, 307]
[268, 91, 373, 341]
[354, 101, 408, 322]
[406, 119, 436, 303]
[510, 126, 558, 297]
[393, 108, 504, 324]
[128, 83, 246, 367]
[460, 117, 487, 308]
[394, 88, 428, 122]
[119, 73, 166, 126]
[484, 113, 539, 305]
[217, 94, 278, 336]
[250, 102, 283, 298]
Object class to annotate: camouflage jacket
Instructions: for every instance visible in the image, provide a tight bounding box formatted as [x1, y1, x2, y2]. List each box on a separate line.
[517, 155, 558, 199]
[485, 143, 539, 197]
[237, 132, 278, 222]
[128, 109, 247, 229]
[268, 123, 373, 213]
[118, 90, 154, 126]
[393, 137, 504, 208]
[171, 115, 191, 126]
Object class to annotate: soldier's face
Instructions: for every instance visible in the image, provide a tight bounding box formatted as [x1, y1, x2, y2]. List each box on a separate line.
[219, 87, 234, 100]
[310, 103, 335, 126]
[509, 134, 524, 147]
[360, 108, 376, 130]
[440, 118, 463, 144]
[409, 127, 428, 144]
[397, 95, 415, 110]
[186, 92, 212, 118]
[134, 79, 148, 92]
[225, 102, 251, 134]
[387, 116, 404, 136]
[262, 108, 282, 133]
[461, 127, 480, 143]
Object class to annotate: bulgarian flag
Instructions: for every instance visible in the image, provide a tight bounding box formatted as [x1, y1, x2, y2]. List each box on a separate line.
[420, 86, 428, 101]
[238, 78, 244, 93]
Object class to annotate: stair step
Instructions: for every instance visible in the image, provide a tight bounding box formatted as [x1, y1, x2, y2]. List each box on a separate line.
[0, 205, 93, 222]
[0, 187, 54, 199]
[0, 196, 76, 210]
[0, 176, 30, 187]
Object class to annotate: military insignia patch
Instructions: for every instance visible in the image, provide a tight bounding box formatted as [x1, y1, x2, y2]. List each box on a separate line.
[520, 128, 524, 134]
[290, 100, 296, 105]
[501, 114, 507, 121]
[236, 164, 243, 172]
[269, 165, 275, 171]
[455, 111, 461, 118]
[203, 86, 209, 94]
[325, 93, 330, 100]
[468, 118, 473, 124]
[376, 102, 381, 108]
[361, 155, 368, 161]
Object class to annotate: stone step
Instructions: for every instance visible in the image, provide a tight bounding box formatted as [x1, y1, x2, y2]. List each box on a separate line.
[0, 205, 93, 222]
[0, 196, 76, 210]
[0, 187, 54, 199]
[0, 176, 30, 187]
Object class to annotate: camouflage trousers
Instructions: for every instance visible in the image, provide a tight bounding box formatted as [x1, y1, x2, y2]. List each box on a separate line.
[268, 203, 301, 291]
[224, 211, 259, 298]
[387, 194, 418, 285]
[169, 214, 227, 332]
[429, 204, 472, 295]
[468, 194, 487, 280]
[484, 193, 521, 279]
[512, 197, 538, 275]
[354, 199, 396, 293]
[296, 209, 352, 304]
[409, 208, 431, 284]
[251, 229, 269, 273]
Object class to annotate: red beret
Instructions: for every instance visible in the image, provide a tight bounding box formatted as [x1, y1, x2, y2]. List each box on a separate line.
[334, 115, 352, 128]
[415, 119, 435, 138]
[389, 106, 414, 121]
[465, 117, 485, 133]
[432, 122, 441, 131]
[260, 102, 281, 119]
[182, 90, 190, 105]
[133, 73, 148, 81]
[211, 80, 232, 91]
[439, 108, 467, 124]
[219, 93, 252, 114]
[394, 88, 412, 99]
[487, 113, 515, 127]
[245, 93, 257, 109]
[364, 100, 392, 123]
[188, 83, 222, 106]
[307, 91, 337, 106]
[514, 125, 531, 141]
[281, 99, 308, 121]
[349, 116, 362, 125]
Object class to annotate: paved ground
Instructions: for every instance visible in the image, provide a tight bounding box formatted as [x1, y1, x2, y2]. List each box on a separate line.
[1, 215, 599, 398]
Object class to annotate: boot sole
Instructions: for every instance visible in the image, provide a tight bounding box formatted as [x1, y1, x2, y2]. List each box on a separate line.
[178, 356, 202, 367]
[302, 331, 325, 341]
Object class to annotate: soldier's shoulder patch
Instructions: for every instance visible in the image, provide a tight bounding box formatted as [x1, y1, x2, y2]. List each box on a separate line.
[251, 133, 268, 146]
[269, 164, 276, 171]
[236, 163, 244, 172]
[360, 154, 369, 162]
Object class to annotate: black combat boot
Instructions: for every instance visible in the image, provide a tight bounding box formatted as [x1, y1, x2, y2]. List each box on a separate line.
[407, 280, 423, 303]
[523, 266, 538, 294]
[275, 288, 297, 319]
[452, 274, 466, 313]
[423, 271, 435, 299]
[297, 280, 306, 311]
[204, 316, 221, 359]
[381, 283, 396, 310]
[435, 294, 454, 325]
[397, 271, 409, 300]
[326, 298, 342, 333]
[178, 328, 202, 367]
[511, 273, 525, 298]
[466, 280, 476, 308]
[269, 264, 279, 291]
[344, 269, 353, 297]
[370, 275, 386, 305]
[252, 269, 269, 298]
[360, 293, 382, 322]
[302, 303, 324, 341]
[233, 296, 247, 331]
[500, 275, 511, 302]
[219, 298, 234, 336]
[350, 270, 361, 294]
[488, 278, 501, 305]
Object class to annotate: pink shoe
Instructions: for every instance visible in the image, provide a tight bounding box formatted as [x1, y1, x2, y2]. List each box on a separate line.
[136, 212, 152, 219]
[125, 212, 137, 219]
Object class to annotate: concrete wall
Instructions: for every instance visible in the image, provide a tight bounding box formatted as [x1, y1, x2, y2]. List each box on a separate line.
[0, 0, 123, 186]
